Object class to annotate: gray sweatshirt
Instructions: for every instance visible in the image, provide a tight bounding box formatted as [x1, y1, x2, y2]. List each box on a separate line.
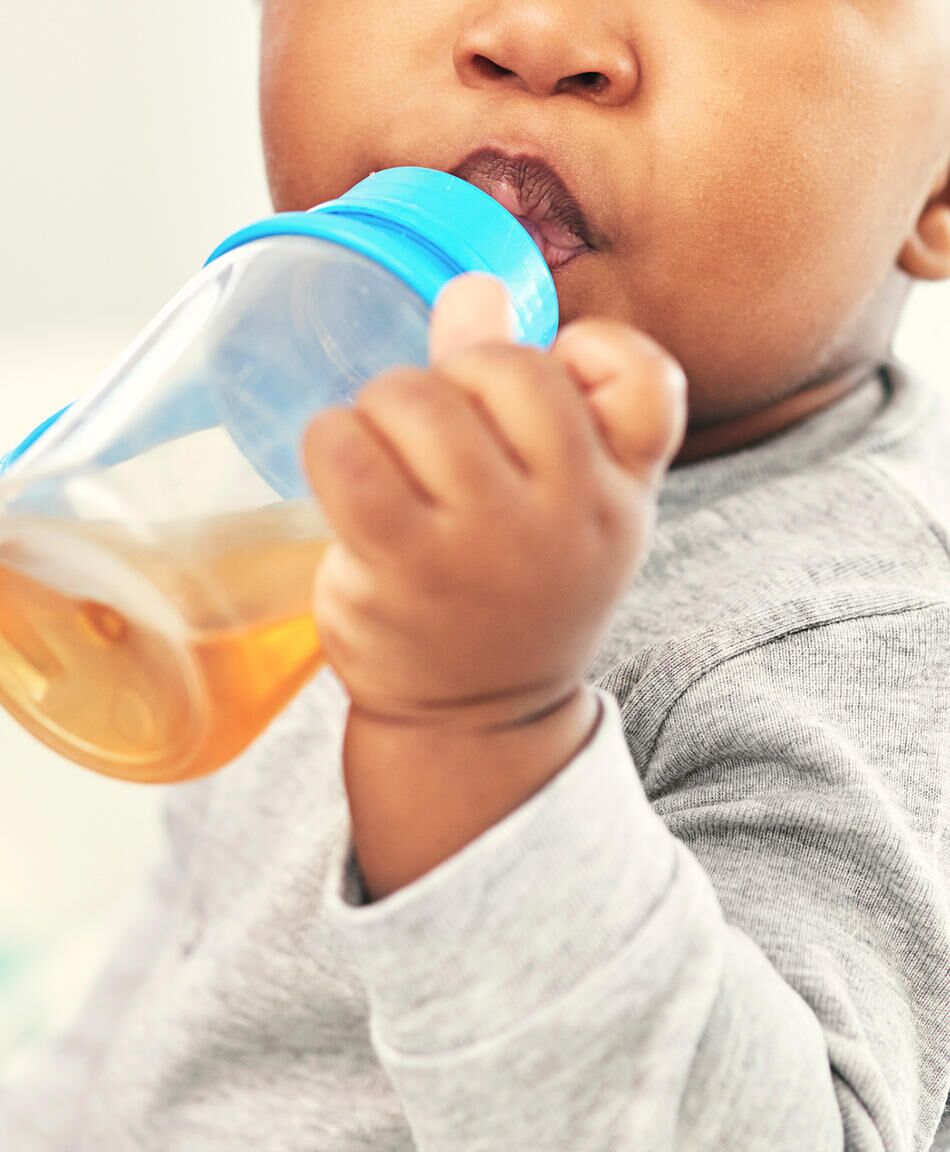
[1, 358, 948, 1151]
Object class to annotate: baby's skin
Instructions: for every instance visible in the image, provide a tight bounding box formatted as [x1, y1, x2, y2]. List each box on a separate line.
[259, 0, 950, 897]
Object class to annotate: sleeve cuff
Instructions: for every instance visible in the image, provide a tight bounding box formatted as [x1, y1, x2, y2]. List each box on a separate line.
[323, 686, 678, 1056]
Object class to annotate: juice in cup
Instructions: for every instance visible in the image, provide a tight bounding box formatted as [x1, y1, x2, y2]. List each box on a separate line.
[0, 501, 329, 783]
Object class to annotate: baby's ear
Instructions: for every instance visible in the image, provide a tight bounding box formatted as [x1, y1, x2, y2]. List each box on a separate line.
[898, 159, 950, 281]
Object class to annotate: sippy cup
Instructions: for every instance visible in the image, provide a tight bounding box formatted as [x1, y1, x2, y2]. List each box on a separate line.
[0, 167, 558, 784]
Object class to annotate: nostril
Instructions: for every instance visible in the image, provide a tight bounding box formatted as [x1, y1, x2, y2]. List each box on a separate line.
[559, 71, 608, 94]
[472, 55, 515, 79]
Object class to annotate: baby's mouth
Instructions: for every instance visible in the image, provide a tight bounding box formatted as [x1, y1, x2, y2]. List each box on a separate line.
[450, 148, 595, 273]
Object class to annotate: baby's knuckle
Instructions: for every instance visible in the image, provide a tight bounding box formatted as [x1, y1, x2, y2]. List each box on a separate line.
[337, 441, 383, 494]
[589, 485, 630, 541]
[559, 317, 625, 351]
[571, 321, 684, 392]
[407, 536, 456, 599]
[358, 367, 429, 408]
[633, 339, 688, 401]
[605, 323, 677, 369]
[450, 341, 546, 384]
[309, 411, 367, 473]
[637, 415, 679, 463]
[512, 344, 553, 384]
[307, 406, 350, 448]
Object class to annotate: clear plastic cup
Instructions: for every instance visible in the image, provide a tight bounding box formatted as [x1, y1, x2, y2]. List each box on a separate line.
[0, 168, 558, 783]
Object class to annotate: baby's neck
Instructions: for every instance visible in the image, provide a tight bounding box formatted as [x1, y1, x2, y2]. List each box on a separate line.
[672, 363, 875, 467]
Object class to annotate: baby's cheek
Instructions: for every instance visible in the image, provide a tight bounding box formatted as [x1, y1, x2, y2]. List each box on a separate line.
[639, 111, 886, 417]
[259, 2, 397, 212]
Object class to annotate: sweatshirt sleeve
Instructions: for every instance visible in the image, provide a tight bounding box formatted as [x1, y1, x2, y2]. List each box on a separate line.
[324, 605, 950, 1152]
[0, 780, 210, 1151]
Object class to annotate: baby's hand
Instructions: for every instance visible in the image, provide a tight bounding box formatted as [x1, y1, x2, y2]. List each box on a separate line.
[302, 273, 686, 730]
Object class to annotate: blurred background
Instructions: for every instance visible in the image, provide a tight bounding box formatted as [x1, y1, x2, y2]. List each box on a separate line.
[0, 0, 948, 1088]
[0, 0, 270, 1083]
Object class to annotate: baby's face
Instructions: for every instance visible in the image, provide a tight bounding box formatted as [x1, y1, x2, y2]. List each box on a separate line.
[259, 0, 949, 424]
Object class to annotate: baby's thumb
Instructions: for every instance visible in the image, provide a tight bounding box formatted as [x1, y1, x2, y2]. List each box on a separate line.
[552, 320, 688, 486]
[429, 274, 518, 365]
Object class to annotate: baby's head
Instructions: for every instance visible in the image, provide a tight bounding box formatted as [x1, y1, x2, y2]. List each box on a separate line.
[257, 0, 950, 445]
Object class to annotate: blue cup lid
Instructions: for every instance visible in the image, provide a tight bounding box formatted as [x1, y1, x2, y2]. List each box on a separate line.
[206, 167, 560, 348]
[1, 170, 561, 479]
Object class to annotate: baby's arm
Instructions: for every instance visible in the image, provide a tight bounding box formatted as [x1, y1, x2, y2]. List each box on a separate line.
[323, 605, 949, 1151]
[0, 782, 209, 1150]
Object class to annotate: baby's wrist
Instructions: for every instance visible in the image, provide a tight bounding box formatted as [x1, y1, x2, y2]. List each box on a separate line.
[346, 680, 586, 734]
[341, 684, 602, 901]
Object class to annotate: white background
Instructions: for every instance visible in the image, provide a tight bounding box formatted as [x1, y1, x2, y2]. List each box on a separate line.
[0, 0, 270, 1077]
[0, 0, 947, 1079]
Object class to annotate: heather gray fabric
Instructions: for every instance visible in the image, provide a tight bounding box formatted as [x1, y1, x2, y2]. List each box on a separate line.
[1, 358, 948, 1151]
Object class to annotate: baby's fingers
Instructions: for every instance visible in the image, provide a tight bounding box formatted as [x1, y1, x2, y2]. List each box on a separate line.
[302, 407, 430, 562]
[552, 321, 688, 487]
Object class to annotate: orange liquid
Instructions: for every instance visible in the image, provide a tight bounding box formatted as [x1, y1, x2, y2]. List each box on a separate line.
[0, 502, 330, 783]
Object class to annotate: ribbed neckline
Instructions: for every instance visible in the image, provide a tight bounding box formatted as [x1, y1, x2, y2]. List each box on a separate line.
[657, 359, 933, 522]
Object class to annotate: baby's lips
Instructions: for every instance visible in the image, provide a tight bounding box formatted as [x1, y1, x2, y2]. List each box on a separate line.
[449, 146, 599, 272]
[515, 214, 591, 271]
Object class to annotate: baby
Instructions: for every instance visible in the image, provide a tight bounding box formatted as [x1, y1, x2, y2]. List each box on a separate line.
[3, 0, 950, 1149]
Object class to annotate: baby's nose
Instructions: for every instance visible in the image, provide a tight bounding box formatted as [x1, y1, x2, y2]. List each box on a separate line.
[452, 1, 639, 106]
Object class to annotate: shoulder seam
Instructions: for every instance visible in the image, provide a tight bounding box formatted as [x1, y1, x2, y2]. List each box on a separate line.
[637, 601, 950, 768]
